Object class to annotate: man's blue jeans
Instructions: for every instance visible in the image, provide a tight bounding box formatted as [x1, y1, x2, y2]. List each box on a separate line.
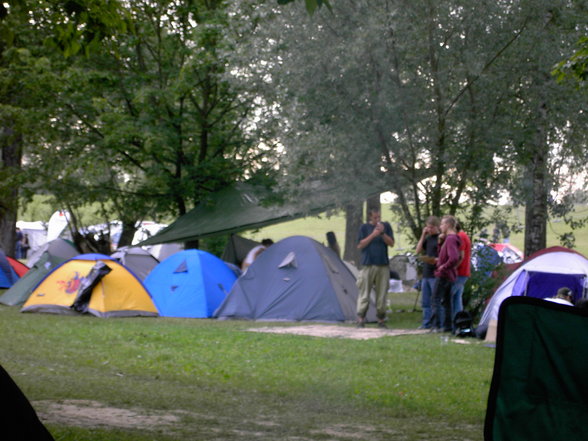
[432, 277, 454, 331]
[450, 276, 468, 330]
[421, 277, 436, 328]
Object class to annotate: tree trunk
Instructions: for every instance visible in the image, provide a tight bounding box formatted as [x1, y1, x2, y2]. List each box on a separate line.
[0, 126, 22, 255]
[524, 192, 547, 257]
[524, 103, 549, 257]
[0, 212, 17, 255]
[117, 220, 138, 249]
[343, 201, 363, 267]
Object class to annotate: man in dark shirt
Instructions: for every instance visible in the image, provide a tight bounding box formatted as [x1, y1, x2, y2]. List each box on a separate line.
[415, 216, 440, 329]
[356, 208, 395, 328]
[15, 227, 23, 259]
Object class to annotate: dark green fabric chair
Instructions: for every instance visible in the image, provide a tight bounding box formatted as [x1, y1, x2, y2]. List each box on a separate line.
[485, 296, 588, 440]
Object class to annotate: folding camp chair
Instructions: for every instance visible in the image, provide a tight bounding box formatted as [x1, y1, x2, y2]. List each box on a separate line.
[485, 297, 588, 440]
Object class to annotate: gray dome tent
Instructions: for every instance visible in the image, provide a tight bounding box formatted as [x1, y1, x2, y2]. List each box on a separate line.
[110, 246, 159, 281]
[214, 236, 377, 322]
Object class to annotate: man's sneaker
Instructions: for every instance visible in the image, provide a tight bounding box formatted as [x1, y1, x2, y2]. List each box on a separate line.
[356, 320, 365, 328]
[377, 321, 388, 329]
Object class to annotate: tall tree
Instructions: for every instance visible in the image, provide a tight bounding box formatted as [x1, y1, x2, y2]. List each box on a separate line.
[229, 1, 516, 245]
[229, 0, 588, 258]
[493, 1, 588, 255]
[1, 2, 36, 253]
[26, 0, 278, 248]
[0, 0, 129, 252]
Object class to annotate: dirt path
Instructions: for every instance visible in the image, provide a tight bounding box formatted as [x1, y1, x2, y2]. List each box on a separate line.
[248, 324, 430, 340]
[34, 399, 184, 430]
[34, 399, 400, 439]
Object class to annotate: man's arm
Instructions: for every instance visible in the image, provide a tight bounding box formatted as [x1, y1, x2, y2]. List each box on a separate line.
[383, 222, 395, 248]
[382, 232, 395, 247]
[416, 228, 427, 254]
[357, 224, 381, 249]
[457, 250, 465, 267]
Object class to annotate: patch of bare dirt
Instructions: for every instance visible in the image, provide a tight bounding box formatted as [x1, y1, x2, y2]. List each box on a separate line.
[34, 399, 184, 430]
[248, 325, 429, 340]
[33, 398, 479, 440]
[34, 400, 399, 439]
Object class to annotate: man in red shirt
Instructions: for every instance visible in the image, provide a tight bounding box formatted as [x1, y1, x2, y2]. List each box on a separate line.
[451, 221, 471, 332]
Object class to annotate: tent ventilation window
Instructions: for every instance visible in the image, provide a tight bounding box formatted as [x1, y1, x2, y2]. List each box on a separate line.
[278, 252, 297, 269]
[173, 260, 188, 273]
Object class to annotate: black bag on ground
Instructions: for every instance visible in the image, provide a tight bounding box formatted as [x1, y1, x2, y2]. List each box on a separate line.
[453, 311, 475, 337]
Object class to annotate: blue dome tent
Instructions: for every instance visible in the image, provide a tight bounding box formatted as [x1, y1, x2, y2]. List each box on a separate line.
[144, 249, 237, 318]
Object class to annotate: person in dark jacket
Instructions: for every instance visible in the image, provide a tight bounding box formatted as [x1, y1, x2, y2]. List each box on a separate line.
[415, 216, 440, 329]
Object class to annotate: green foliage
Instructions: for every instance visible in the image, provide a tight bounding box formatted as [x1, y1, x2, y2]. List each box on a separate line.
[549, 194, 588, 245]
[198, 234, 228, 257]
[3, 0, 588, 256]
[17, 194, 56, 221]
[43, 0, 131, 58]
[2, 0, 278, 247]
[463, 265, 506, 324]
[240, 202, 588, 258]
[553, 36, 588, 86]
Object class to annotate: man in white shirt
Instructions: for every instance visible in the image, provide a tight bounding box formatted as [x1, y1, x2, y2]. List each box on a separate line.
[241, 239, 274, 272]
[545, 287, 574, 306]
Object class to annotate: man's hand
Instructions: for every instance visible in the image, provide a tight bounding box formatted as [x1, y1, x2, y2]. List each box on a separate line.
[374, 222, 385, 235]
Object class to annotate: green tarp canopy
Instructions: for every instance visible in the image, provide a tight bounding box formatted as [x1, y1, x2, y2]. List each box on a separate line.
[485, 296, 588, 440]
[140, 182, 359, 246]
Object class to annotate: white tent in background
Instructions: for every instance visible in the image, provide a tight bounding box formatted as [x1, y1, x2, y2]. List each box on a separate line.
[131, 222, 183, 262]
[47, 210, 70, 242]
[144, 243, 183, 261]
[16, 221, 47, 257]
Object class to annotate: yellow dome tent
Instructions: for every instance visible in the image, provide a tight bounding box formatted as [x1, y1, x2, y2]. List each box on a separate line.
[22, 253, 158, 318]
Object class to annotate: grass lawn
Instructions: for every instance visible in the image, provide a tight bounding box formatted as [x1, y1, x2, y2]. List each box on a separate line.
[6, 205, 584, 440]
[0, 290, 495, 441]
